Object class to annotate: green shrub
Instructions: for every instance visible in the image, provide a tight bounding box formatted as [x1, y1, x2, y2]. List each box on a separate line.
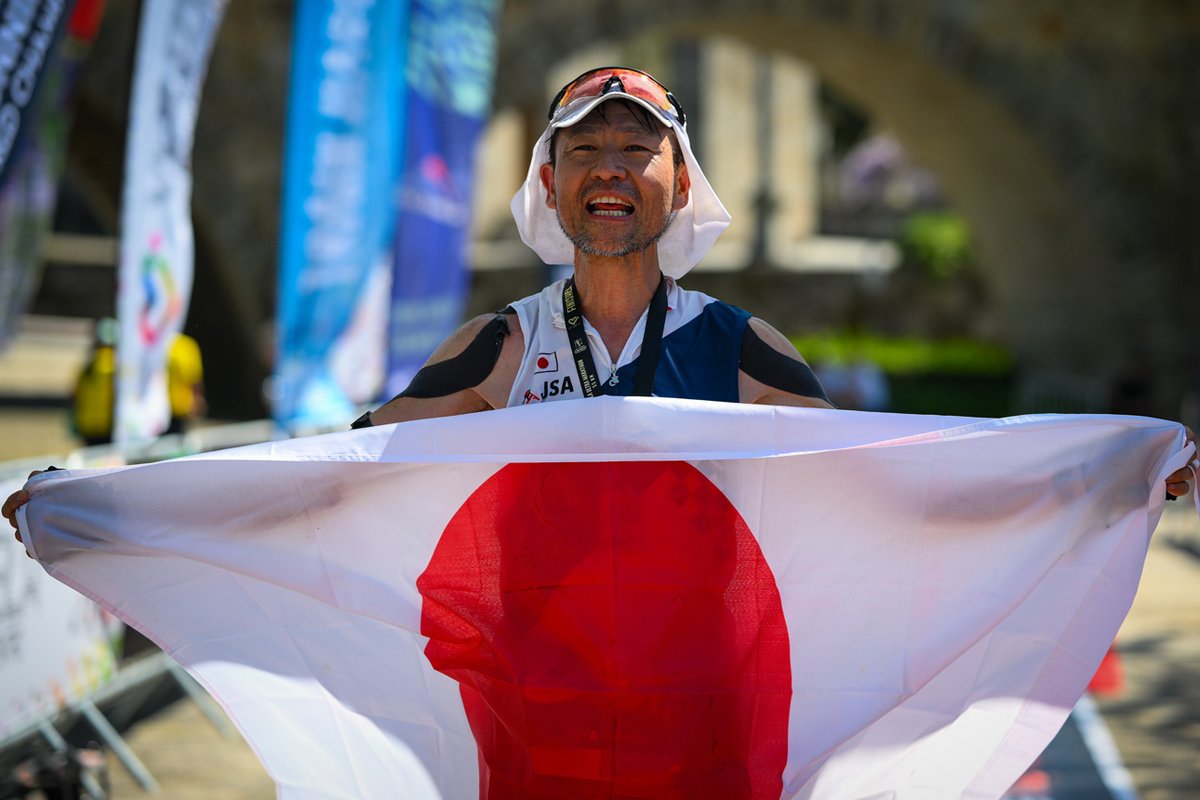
[901, 212, 972, 279]
[791, 332, 1015, 416]
[791, 332, 1013, 377]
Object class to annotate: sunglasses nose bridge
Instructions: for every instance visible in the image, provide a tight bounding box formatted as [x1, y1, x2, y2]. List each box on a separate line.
[602, 74, 626, 95]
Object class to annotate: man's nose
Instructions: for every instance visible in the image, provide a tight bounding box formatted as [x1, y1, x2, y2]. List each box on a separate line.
[590, 148, 627, 180]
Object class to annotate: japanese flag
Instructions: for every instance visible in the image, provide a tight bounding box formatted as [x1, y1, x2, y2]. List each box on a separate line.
[19, 398, 1193, 799]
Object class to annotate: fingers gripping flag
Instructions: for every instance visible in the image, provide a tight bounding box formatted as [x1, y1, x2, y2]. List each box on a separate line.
[18, 399, 1195, 799]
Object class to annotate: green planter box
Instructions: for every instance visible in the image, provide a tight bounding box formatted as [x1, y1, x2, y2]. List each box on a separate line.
[887, 373, 1014, 418]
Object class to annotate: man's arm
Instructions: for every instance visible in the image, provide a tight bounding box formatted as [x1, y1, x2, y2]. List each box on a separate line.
[366, 312, 523, 425]
[738, 318, 835, 409]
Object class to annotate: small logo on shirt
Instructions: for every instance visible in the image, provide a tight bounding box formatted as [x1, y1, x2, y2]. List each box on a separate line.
[522, 389, 542, 405]
[534, 352, 559, 374]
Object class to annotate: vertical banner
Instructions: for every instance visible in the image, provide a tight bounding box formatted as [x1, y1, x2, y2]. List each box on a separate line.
[274, 0, 407, 431]
[114, 0, 226, 443]
[0, 0, 83, 350]
[0, 0, 74, 185]
[385, 0, 500, 396]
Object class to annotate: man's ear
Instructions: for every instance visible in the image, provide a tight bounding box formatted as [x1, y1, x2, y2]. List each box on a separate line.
[672, 161, 691, 212]
[539, 163, 557, 210]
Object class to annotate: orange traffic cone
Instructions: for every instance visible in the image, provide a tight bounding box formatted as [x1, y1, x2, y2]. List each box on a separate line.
[1087, 645, 1124, 696]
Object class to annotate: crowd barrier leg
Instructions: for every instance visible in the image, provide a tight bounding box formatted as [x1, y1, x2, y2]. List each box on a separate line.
[78, 698, 160, 794]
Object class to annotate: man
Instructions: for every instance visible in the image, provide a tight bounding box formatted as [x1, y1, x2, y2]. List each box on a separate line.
[355, 66, 835, 427]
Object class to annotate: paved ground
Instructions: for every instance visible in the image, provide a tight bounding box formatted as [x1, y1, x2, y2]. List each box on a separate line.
[1095, 506, 1200, 800]
[105, 700, 274, 799]
[2, 317, 1198, 798]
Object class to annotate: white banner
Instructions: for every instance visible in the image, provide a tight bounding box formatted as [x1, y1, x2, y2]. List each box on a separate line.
[0, 477, 118, 738]
[115, 0, 226, 442]
[18, 400, 1196, 798]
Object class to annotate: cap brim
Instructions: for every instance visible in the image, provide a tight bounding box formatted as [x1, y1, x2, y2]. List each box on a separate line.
[550, 91, 678, 131]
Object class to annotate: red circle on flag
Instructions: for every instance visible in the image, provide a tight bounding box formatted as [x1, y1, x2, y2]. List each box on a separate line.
[418, 461, 792, 799]
[536, 356, 550, 370]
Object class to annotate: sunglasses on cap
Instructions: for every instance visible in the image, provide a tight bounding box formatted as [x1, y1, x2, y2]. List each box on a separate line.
[548, 66, 687, 128]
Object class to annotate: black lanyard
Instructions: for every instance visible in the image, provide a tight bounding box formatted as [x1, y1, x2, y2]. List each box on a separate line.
[562, 276, 668, 397]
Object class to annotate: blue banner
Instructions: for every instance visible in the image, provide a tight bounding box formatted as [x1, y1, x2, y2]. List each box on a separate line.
[385, 0, 500, 396]
[275, 0, 407, 430]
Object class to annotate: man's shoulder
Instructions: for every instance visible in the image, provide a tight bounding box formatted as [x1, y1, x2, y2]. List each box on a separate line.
[450, 310, 517, 341]
[668, 283, 751, 329]
[499, 279, 575, 345]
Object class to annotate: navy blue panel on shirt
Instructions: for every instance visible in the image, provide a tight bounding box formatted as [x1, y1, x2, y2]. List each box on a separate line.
[610, 300, 751, 401]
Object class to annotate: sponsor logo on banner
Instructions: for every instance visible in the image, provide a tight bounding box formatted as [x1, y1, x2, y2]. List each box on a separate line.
[400, 152, 469, 227]
[137, 233, 184, 376]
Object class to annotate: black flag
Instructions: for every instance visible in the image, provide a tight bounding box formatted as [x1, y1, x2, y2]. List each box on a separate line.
[0, 0, 75, 187]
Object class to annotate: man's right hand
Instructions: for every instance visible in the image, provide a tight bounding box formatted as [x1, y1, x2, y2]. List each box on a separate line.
[3, 470, 45, 548]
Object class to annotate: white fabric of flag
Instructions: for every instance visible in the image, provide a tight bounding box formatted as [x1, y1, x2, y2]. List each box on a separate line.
[18, 399, 1194, 799]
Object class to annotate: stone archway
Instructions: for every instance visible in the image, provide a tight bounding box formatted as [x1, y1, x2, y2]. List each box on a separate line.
[494, 0, 1200, 416]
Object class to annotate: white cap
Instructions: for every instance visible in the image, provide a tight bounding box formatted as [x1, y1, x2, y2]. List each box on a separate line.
[510, 88, 731, 279]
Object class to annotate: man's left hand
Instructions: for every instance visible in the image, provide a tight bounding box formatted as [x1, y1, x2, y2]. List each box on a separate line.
[1166, 426, 1198, 499]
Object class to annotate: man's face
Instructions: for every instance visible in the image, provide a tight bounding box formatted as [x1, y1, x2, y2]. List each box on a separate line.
[539, 102, 691, 259]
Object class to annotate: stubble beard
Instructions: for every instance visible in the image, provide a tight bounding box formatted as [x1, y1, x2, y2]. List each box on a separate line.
[557, 210, 677, 259]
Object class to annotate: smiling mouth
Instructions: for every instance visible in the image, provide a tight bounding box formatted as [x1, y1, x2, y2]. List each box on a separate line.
[587, 196, 635, 217]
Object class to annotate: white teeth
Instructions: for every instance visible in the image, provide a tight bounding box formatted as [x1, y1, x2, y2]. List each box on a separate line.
[588, 196, 634, 217]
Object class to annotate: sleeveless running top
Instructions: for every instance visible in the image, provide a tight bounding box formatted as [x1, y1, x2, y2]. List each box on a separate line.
[507, 278, 751, 407]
